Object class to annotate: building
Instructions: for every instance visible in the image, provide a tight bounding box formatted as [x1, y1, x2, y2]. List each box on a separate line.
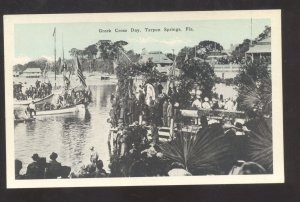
[246, 37, 271, 63]
[140, 51, 173, 66]
[21, 68, 42, 78]
[139, 50, 180, 76]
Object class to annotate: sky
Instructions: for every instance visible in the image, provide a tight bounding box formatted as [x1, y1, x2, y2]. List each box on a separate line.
[14, 19, 270, 65]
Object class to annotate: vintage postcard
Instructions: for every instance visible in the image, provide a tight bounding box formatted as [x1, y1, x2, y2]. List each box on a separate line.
[4, 10, 283, 188]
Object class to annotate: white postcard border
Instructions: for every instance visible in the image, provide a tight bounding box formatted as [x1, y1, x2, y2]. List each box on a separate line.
[4, 10, 283, 188]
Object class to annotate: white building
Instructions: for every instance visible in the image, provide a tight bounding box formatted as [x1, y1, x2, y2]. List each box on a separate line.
[21, 68, 41, 78]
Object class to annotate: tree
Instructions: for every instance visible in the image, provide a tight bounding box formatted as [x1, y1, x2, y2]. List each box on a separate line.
[231, 39, 251, 62]
[256, 25, 271, 41]
[166, 53, 175, 61]
[13, 64, 25, 72]
[126, 50, 140, 63]
[24, 58, 48, 71]
[197, 40, 224, 59]
[69, 48, 84, 58]
[175, 58, 215, 108]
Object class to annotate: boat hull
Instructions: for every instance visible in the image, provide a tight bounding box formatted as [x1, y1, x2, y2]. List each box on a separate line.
[35, 104, 86, 116]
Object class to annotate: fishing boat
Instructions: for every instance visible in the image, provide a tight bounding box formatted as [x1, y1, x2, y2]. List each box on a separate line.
[34, 104, 86, 116]
[14, 93, 54, 106]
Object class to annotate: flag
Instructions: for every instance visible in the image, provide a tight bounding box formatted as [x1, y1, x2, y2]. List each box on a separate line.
[76, 57, 87, 87]
[53, 27, 56, 37]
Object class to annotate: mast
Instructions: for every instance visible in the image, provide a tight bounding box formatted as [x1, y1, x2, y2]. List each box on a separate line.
[62, 32, 64, 62]
[53, 27, 57, 88]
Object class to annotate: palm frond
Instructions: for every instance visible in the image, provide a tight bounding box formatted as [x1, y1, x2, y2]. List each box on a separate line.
[247, 118, 273, 173]
[158, 126, 231, 174]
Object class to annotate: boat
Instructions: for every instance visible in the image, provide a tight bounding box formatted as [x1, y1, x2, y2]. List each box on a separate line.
[34, 104, 86, 116]
[14, 117, 36, 124]
[14, 93, 55, 106]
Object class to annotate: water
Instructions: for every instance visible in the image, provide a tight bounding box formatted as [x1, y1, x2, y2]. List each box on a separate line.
[14, 82, 116, 174]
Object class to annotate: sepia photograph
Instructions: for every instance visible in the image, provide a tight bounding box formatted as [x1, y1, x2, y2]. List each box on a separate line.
[4, 10, 283, 188]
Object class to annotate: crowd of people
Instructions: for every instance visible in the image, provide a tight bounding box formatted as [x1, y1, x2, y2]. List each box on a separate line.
[109, 85, 182, 130]
[191, 94, 238, 111]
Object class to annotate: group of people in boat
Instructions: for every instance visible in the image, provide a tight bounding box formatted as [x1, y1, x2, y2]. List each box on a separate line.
[54, 88, 92, 109]
[14, 80, 53, 101]
[25, 88, 92, 113]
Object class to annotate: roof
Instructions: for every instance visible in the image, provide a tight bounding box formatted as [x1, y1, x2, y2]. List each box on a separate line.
[23, 68, 41, 73]
[140, 51, 173, 64]
[246, 44, 271, 54]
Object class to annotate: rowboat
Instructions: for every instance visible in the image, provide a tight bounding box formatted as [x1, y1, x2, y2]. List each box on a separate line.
[35, 104, 86, 116]
[14, 93, 54, 106]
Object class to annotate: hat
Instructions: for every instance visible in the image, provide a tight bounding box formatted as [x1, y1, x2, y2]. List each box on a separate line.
[204, 97, 209, 102]
[49, 152, 58, 160]
[31, 153, 40, 161]
[90, 146, 94, 150]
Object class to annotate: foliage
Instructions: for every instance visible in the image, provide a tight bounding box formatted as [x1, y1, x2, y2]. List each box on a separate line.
[13, 64, 26, 72]
[246, 117, 273, 173]
[166, 53, 175, 61]
[17, 58, 49, 72]
[83, 44, 98, 60]
[126, 50, 140, 63]
[69, 48, 84, 58]
[158, 126, 231, 175]
[231, 39, 251, 62]
[196, 40, 224, 58]
[234, 60, 271, 115]
[179, 59, 216, 99]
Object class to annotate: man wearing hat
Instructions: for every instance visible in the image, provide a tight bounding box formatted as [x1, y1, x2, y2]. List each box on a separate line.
[26, 153, 45, 179]
[45, 152, 62, 179]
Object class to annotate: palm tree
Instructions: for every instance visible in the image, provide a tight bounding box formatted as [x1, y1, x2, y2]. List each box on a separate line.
[158, 125, 231, 175]
[238, 71, 272, 116]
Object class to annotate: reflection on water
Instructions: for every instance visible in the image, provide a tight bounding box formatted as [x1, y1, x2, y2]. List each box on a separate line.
[14, 84, 116, 174]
